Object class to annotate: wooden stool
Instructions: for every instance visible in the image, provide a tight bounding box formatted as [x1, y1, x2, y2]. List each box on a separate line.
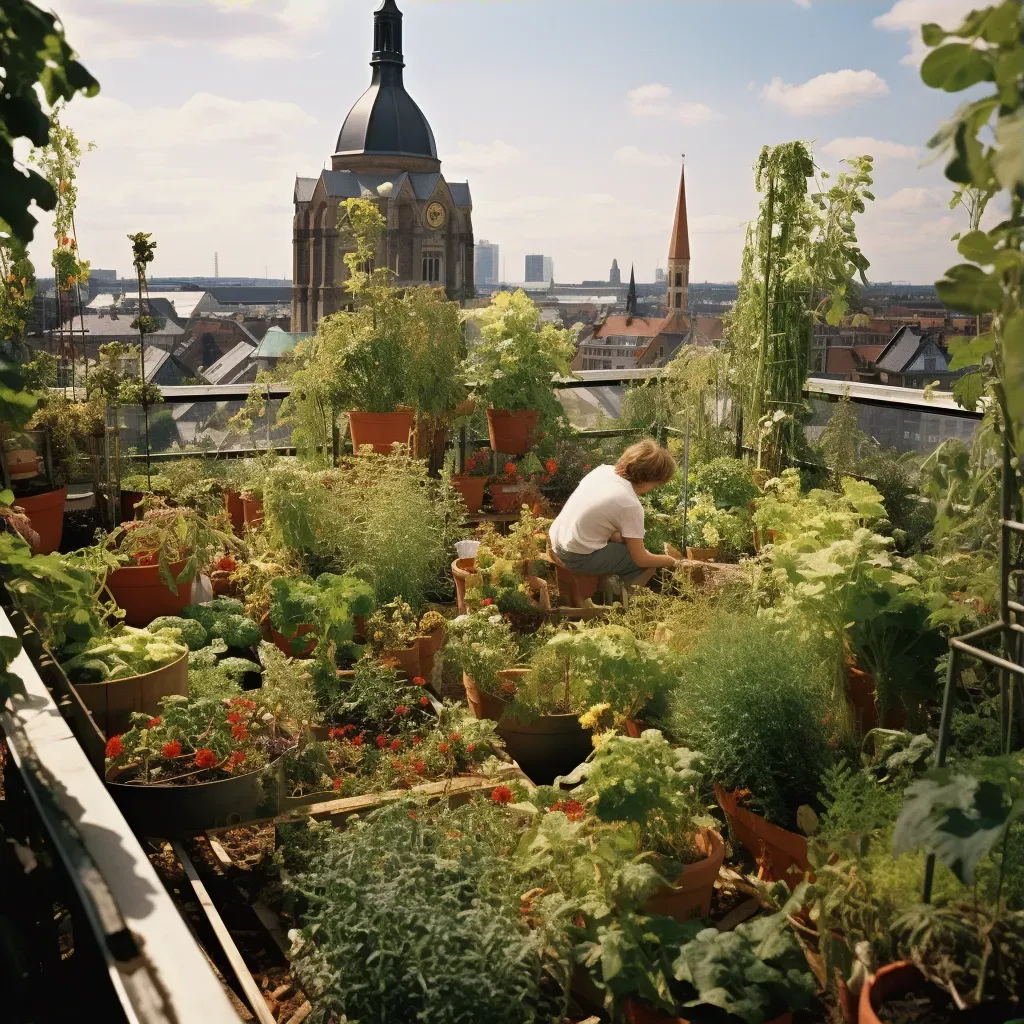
[544, 544, 607, 606]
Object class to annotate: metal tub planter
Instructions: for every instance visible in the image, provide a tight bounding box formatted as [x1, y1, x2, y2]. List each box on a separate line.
[106, 756, 284, 838]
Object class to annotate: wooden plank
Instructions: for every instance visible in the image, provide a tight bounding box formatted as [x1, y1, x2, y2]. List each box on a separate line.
[170, 840, 277, 1024]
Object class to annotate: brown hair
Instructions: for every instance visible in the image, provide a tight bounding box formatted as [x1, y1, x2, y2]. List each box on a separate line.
[614, 438, 676, 486]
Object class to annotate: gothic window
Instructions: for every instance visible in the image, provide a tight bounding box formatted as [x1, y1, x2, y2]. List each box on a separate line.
[422, 252, 441, 283]
[674, 292, 682, 309]
[674, 272, 682, 288]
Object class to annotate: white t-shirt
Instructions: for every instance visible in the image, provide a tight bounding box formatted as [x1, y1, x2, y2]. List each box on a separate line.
[549, 464, 645, 555]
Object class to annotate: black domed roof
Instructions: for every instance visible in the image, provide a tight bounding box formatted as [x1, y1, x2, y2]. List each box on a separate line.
[335, 1, 437, 161]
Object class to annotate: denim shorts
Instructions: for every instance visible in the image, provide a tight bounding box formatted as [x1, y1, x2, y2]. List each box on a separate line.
[551, 542, 646, 583]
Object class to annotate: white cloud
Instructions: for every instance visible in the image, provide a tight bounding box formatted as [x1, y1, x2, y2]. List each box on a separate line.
[446, 140, 521, 172]
[794, 0, 812, 8]
[56, 0, 327, 60]
[613, 145, 673, 168]
[874, 186, 948, 212]
[761, 69, 888, 115]
[821, 136, 921, 162]
[874, 0, 979, 65]
[627, 83, 716, 124]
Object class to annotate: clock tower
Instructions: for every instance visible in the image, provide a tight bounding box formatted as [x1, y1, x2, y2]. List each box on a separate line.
[291, 0, 475, 331]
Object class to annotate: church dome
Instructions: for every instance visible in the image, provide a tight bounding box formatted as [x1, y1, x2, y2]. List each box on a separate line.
[335, 1, 437, 161]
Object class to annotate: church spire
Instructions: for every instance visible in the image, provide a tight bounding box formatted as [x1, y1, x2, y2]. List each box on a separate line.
[626, 264, 637, 317]
[372, 0, 404, 72]
[666, 159, 691, 314]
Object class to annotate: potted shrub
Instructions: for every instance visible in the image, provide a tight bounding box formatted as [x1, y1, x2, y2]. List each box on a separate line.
[102, 497, 237, 626]
[103, 692, 295, 836]
[664, 614, 841, 882]
[365, 598, 422, 678]
[464, 290, 577, 455]
[566, 730, 724, 923]
[450, 447, 490, 514]
[62, 626, 190, 737]
[490, 458, 527, 513]
[268, 572, 375, 660]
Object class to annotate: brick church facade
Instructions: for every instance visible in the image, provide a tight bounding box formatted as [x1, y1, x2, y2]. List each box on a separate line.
[291, 0, 474, 332]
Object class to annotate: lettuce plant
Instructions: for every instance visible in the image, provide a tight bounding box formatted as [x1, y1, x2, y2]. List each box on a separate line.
[62, 626, 187, 682]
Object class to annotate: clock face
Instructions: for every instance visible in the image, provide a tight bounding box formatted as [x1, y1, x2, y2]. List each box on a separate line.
[425, 201, 447, 230]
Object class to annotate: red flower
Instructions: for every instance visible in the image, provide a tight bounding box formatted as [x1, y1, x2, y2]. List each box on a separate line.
[419, 696, 430, 706]
[146, 716, 161, 728]
[194, 748, 217, 770]
[414, 760, 425, 775]
[230, 698, 257, 710]
[389, 738, 402, 752]
[545, 459, 558, 475]
[480, 598, 494, 607]
[227, 750, 246, 771]
[216, 555, 237, 572]
[329, 726, 346, 740]
[466, 743, 476, 753]
[562, 799, 585, 822]
[375, 734, 387, 749]
[504, 462, 517, 476]
[231, 724, 248, 741]
[351, 734, 364, 747]
[162, 740, 183, 758]
[412, 735, 422, 746]
[395, 704, 409, 717]
[227, 712, 244, 725]
[490, 785, 513, 805]
[333, 777, 343, 791]
[449, 732, 461, 742]
[412, 676, 426, 687]
[105, 735, 124, 759]
[438, 742, 450, 754]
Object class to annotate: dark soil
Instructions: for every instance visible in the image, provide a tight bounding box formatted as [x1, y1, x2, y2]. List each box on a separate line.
[880, 987, 1020, 1024]
[61, 505, 104, 551]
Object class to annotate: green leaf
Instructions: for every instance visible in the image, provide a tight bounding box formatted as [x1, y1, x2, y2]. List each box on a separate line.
[935, 264, 1003, 314]
[892, 770, 1012, 884]
[956, 229, 996, 264]
[953, 370, 986, 411]
[921, 43, 995, 92]
[921, 23, 947, 46]
[993, 110, 1024, 192]
[948, 333, 995, 370]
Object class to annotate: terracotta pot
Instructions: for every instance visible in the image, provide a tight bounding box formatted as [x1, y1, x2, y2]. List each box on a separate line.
[490, 481, 526, 513]
[223, 489, 245, 536]
[415, 624, 445, 681]
[625, 719, 645, 738]
[713, 783, 809, 884]
[555, 564, 600, 604]
[451, 474, 487, 514]
[486, 407, 539, 455]
[106, 558, 193, 627]
[463, 670, 592, 784]
[242, 496, 264, 529]
[381, 643, 421, 680]
[271, 623, 316, 659]
[348, 410, 414, 455]
[452, 557, 478, 613]
[6, 448, 39, 480]
[685, 546, 718, 562]
[643, 828, 725, 922]
[625, 1000, 791, 1024]
[859, 961, 923, 1024]
[16, 486, 67, 555]
[75, 651, 188, 738]
[847, 664, 908, 734]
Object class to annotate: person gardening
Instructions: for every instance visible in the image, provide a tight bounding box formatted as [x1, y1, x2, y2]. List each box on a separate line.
[548, 438, 680, 587]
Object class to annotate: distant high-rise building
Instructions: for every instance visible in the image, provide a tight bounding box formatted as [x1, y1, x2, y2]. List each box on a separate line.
[655, 267, 666, 284]
[525, 254, 545, 282]
[475, 240, 500, 286]
[609, 259, 621, 286]
[543, 256, 553, 283]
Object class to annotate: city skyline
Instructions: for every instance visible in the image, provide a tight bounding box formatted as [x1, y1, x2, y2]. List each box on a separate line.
[23, 0, 989, 287]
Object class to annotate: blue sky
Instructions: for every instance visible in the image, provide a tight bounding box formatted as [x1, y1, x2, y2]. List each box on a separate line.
[30, 0, 983, 285]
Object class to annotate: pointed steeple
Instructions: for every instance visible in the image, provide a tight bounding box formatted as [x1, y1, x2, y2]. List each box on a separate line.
[669, 162, 690, 261]
[626, 265, 637, 317]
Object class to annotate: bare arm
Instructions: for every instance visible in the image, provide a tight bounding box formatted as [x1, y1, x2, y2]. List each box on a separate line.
[624, 536, 677, 570]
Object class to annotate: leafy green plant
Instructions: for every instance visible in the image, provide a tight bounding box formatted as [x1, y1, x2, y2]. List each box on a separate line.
[664, 614, 840, 830]
[463, 289, 576, 420]
[268, 571, 374, 657]
[146, 615, 207, 651]
[445, 606, 522, 694]
[365, 597, 419, 653]
[694, 457, 759, 510]
[62, 626, 187, 683]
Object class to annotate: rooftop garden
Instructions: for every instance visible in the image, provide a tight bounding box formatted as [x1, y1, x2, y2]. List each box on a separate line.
[1, 2, 1023, 1022]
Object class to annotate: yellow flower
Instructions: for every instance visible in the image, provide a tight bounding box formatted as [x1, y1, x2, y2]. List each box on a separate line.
[578, 702, 611, 731]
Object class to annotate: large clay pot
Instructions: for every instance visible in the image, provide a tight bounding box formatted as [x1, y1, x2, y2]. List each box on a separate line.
[381, 643, 421, 680]
[224, 489, 245, 536]
[348, 410, 414, 455]
[486, 407, 539, 455]
[451, 474, 487, 514]
[859, 961, 923, 1024]
[242, 496, 264, 530]
[685, 546, 719, 562]
[16, 486, 68, 555]
[713, 783, 809, 884]
[6, 448, 39, 480]
[463, 670, 592, 784]
[625, 1000, 792, 1024]
[416, 624, 445, 681]
[75, 651, 188, 738]
[490, 481, 526, 513]
[554, 564, 600, 604]
[106, 558, 193, 627]
[643, 828, 725, 923]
